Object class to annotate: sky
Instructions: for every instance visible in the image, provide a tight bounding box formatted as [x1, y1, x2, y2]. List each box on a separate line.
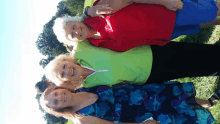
[0, 0, 62, 124]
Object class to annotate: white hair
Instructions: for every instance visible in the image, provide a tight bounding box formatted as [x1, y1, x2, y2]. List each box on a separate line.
[53, 14, 81, 46]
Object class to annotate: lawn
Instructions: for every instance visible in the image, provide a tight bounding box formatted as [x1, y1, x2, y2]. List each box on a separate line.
[172, 25, 220, 124]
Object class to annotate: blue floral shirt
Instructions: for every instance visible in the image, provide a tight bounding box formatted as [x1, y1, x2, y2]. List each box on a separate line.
[76, 81, 215, 124]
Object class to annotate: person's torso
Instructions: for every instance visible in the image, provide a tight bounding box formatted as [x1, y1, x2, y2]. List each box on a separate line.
[83, 2, 175, 51]
[73, 40, 153, 87]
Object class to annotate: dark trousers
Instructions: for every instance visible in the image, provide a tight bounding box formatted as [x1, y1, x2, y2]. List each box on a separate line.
[146, 41, 220, 84]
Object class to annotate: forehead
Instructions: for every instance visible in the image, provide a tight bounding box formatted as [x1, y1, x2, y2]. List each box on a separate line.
[45, 89, 61, 102]
[45, 90, 56, 103]
[65, 21, 80, 28]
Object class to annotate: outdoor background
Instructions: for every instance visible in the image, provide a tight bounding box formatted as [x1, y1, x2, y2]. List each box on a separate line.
[1, 0, 220, 124]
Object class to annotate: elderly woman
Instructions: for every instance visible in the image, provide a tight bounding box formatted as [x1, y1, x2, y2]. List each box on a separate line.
[45, 40, 220, 89]
[53, 0, 220, 51]
[40, 81, 219, 124]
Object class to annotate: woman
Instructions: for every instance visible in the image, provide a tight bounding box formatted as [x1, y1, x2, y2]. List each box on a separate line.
[35, 80, 55, 94]
[45, 40, 220, 89]
[40, 81, 220, 124]
[53, 0, 220, 51]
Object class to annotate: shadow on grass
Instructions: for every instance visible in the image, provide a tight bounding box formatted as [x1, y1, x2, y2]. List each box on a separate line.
[175, 26, 216, 44]
[215, 77, 220, 90]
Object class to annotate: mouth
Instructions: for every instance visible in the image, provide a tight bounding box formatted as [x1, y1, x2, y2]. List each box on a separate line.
[64, 93, 67, 102]
[79, 27, 82, 37]
[64, 96, 67, 102]
[71, 68, 76, 76]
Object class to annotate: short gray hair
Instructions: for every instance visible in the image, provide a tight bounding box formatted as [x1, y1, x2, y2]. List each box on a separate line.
[53, 14, 81, 46]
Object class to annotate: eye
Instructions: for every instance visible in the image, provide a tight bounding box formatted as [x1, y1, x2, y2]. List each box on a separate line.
[64, 93, 66, 102]
[62, 72, 65, 78]
[63, 64, 66, 69]
[71, 32, 75, 39]
[54, 99, 58, 105]
[54, 92, 58, 96]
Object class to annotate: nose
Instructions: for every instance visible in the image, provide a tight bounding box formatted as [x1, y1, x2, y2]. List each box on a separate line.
[56, 92, 64, 101]
[74, 28, 80, 37]
[64, 68, 72, 76]
[75, 30, 78, 35]
[57, 96, 62, 101]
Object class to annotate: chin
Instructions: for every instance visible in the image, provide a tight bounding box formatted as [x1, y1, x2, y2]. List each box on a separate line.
[70, 39, 81, 43]
[78, 40, 83, 42]
[78, 39, 86, 42]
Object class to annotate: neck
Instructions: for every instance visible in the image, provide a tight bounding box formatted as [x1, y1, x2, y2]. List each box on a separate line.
[81, 67, 94, 79]
[87, 28, 97, 38]
[70, 92, 97, 112]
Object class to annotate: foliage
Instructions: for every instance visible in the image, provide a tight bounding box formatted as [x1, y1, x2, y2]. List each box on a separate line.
[56, 1, 72, 17]
[39, 56, 54, 68]
[44, 113, 67, 124]
[35, 16, 67, 58]
[36, 1, 72, 69]
[65, 0, 85, 16]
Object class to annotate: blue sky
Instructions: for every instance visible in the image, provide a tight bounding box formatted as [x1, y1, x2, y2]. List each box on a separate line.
[0, 0, 61, 124]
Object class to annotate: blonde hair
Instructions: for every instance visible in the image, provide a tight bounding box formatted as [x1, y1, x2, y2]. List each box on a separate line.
[53, 14, 81, 46]
[40, 86, 82, 124]
[44, 54, 78, 86]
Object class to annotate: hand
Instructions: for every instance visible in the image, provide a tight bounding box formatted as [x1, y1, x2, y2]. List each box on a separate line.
[164, 0, 183, 11]
[144, 120, 160, 124]
[87, 4, 113, 18]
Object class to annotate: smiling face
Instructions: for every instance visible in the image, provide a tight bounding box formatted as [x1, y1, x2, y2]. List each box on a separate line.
[56, 61, 84, 82]
[64, 21, 88, 42]
[45, 88, 72, 109]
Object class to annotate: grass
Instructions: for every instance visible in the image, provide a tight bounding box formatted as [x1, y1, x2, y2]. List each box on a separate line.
[66, 120, 74, 124]
[172, 25, 220, 124]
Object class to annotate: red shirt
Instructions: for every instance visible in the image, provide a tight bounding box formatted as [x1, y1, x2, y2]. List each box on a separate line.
[83, 0, 176, 51]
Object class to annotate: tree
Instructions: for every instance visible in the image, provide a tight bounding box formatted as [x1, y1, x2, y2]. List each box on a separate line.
[56, 1, 73, 17]
[44, 113, 67, 124]
[36, 16, 67, 58]
[39, 56, 54, 68]
[66, 0, 85, 16]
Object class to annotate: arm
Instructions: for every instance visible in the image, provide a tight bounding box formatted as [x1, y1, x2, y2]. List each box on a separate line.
[130, 0, 183, 11]
[81, 4, 113, 20]
[80, 12, 90, 21]
[95, 0, 132, 14]
[85, 0, 183, 18]
[79, 116, 160, 124]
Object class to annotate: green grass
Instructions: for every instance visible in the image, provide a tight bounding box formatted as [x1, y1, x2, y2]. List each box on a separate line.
[65, 120, 74, 124]
[172, 25, 220, 124]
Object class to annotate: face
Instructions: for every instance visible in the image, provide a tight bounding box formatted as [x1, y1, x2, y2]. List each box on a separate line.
[56, 60, 84, 82]
[46, 88, 72, 109]
[64, 21, 88, 42]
